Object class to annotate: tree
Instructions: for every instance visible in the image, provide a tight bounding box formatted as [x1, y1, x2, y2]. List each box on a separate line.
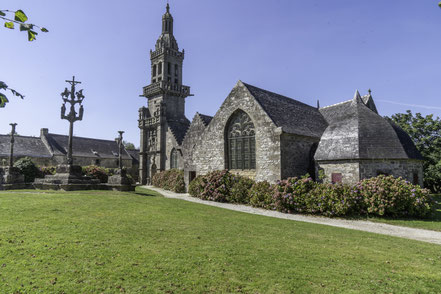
[0, 9, 48, 108]
[123, 141, 137, 150]
[388, 110, 441, 192]
[439, 1, 441, 8]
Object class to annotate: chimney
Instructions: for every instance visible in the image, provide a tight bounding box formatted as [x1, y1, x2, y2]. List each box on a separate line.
[40, 128, 49, 138]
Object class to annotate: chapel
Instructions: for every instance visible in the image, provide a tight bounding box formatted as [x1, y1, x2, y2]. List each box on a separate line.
[137, 4, 423, 188]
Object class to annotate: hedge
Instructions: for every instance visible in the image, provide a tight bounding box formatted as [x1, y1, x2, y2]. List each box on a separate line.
[188, 171, 434, 219]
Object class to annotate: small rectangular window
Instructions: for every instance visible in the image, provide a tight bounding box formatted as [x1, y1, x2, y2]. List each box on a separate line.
[152, 79, 156, 83]
[175, 64, 178, 76]
[158, 77, 162, 82]
[331, 173, 342, 184]
[167, 62, 171, 74]
[158, 62, 162, 74]
[174, 78, 178, 84]
[153, 64, 157, 77]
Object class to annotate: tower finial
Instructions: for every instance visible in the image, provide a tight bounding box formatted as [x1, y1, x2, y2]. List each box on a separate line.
[368, 88, 372, 95]
[166, 2, 170, 13]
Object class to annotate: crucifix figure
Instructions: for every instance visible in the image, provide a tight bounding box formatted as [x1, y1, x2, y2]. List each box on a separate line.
[117, 131, 125, 172]
[60, 76, 85, 165]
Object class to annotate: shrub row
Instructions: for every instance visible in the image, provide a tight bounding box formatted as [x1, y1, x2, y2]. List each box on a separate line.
[189, 170, 434, 218]
[152, 169, 185, 193]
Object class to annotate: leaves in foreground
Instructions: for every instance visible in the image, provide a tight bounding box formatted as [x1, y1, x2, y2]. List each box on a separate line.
[0, 9, 48, 41]
[0, 81, 25, 108]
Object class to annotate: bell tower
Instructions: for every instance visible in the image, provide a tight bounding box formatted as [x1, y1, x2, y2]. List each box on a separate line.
[138, 4, 191, 184]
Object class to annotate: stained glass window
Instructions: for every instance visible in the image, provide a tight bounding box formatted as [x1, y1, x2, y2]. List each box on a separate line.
[227, 110, 256, 170]
[170, 148, 178, 169]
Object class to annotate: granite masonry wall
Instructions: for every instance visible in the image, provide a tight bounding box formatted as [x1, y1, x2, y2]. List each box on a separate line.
[317, 161, 360, 184]
[280, 133, 319, 179]
[360, 159, 423, 186]
[188, 82, 282, 183]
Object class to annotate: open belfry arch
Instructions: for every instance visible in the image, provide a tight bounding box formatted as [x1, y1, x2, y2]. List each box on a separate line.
[138, 4, 191, 184]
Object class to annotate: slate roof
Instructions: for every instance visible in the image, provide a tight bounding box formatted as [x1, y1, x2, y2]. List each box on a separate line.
[45, 133, 131, 159]
[242, 82, 327, 138]
[315, 91, 422, 161]
[167, 118, 190, 145]
[197, 113, 213, 126]
[0, 135, 52, 158]
[126, 149, 140, 163]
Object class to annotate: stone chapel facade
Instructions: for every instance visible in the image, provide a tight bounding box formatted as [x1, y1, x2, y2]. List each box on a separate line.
[138, 5, 423, 187]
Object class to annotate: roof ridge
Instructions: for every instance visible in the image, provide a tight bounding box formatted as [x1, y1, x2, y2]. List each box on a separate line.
[242, 82, 317, 110]
[48, 133, 117, 143]
[320, 99, 352, 109]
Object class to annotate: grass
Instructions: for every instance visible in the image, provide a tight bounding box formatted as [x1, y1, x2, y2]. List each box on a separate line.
[0, 188, 440, 293]
[368, 194, 441, 231]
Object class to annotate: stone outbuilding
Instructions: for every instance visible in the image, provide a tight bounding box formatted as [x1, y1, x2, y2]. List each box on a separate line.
[315, 90, 423, 185]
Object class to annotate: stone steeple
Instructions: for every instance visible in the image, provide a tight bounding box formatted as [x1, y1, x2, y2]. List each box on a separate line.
[138, 3, 191, 184]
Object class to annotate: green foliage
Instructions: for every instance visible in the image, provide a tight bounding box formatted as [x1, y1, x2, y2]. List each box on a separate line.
[439, 1, 441, 8]
[13, 157, 39, 182]
[38, 166, 56, 177]
[152, 169, 185, 193]
[82, 165, 110, 183]
[123, 141, 136, 150]
[1, 8, 48, 107]
[189, 170, 434, 219]
[388, 111, 441, 192]
[249, 180, 274, 209]
[188, 175, 205, 197]
[357, 175, 434, 218]
[0, 9, 48, 41]
[228, 175, 254, 204]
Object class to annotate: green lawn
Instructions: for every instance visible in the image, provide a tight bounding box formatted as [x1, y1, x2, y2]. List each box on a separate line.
[368, 194, 441, 231]
[0, 188, 441, 293]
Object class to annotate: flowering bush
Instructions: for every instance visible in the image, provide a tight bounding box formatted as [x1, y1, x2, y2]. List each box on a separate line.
[355, 175, 434, 218]
[271, 176, 316, 213]
[188, 170, 235, 202]
[187, 170, 434, 219]
[307, 183, 365, 217]
[82, 165, 110, 183]
[152, 169, 185, 193]
[249, 181, 274, 209]
[228, 175, 255, 204]
[188, 175, 205, 197]
[38, 166, 56, 177]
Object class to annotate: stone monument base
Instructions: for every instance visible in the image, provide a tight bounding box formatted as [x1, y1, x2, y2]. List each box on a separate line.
[107, 169, 135, 191]
[0, 167, 26, 190]
[34, 164, 101, 191]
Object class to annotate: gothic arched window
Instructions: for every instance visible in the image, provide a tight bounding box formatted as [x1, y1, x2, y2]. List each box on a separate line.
[227, 110, 256, 170]
[170, 148, 178, 169]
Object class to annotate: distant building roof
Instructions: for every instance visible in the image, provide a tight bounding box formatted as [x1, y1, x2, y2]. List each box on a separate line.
[45, 133, 131, 159]
[0, 135, 52, 158]
[315, 91, 422, 161]
[242, 82, 328, 138]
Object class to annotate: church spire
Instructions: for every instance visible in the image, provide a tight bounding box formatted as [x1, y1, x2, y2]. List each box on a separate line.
[162, 3, 173, 35]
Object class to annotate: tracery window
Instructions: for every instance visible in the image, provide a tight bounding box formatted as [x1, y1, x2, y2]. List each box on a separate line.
[227, 110, 256, 170]
[170, 148, 178, 169]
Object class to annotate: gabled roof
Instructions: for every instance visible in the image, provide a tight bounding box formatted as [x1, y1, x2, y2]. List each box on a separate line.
[167, 117, 190, 145]
[315, 91, 422, 161]
[197, 113, 213, 126]
[46, 133, 131, 159]
[242, 82, 327, 138]
[0, 135, 52, 158]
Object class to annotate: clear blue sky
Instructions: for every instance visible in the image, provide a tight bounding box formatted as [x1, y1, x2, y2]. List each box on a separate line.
[1, 0, 441, 146]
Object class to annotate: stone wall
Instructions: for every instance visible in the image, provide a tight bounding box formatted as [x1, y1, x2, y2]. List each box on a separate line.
[359, 159, 423, 186]
[188, 81, 282, 183]
[280, 133, 318, 179]
[317, 159, 424, 186]
[316, 160, 360, 184]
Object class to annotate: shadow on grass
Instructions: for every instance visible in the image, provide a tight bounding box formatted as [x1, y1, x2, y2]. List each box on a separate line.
[134, 186, 161, 197]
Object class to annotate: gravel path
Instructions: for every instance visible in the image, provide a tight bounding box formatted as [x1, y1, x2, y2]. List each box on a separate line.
[144, 186, 441, 246]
